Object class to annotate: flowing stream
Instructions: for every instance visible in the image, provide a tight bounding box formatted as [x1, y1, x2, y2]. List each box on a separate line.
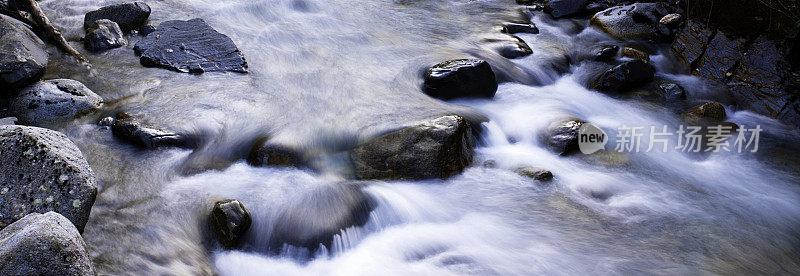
[35, 0, 800, 274]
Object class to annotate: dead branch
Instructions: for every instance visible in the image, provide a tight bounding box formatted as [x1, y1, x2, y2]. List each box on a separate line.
[18, 0, 88, 64]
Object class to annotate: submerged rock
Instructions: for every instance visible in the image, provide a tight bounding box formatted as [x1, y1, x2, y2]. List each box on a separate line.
[423, 59, 497, 100]
[0, 14, 48, 93]
[270, 183, 376, 251]
[686, 102, 726, 122]
[83, 1, 151, 32]
[546, 119, 584, 156]
[9, 79, 103, 126]
[0, 125, 97, 232]
[620, 47, 649, 63]
[134, 18, 248, 73]
[481, 33, 533, 59]
[500, 23, 539, 34]
[589, 3, 671, 41]
[593, 60, 655, 93]
[110, 113, 190, 149]
[350, 115, 475, 180]
[515, 167, 553, 181]
[544, 0, 590, 18]
[211, 199, 252, 249]
[84, 19, 126, 52]
[594, 45, 619, 62]
[0, 212, 95, 275]
[139, 24, 156, 36]
[657, 82, 686, 100]
[247, 139, 304, 167]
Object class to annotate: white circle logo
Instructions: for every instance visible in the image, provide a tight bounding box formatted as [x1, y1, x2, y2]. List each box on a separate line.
[578, 124, 608, 154]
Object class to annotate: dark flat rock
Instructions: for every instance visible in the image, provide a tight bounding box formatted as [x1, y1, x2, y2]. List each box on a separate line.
[134, 18, 248, 73]
[83, 1, 150, 32]
[423, 59, 497, 100]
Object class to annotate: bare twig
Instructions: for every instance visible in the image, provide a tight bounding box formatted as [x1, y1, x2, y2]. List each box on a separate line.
[19, 0, 88, 64]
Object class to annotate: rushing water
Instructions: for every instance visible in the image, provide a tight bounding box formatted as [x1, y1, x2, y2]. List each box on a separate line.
[35, 0, 800, 274]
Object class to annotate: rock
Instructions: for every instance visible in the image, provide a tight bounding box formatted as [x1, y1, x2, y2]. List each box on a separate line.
[620, 47, 649, 63]
[423, 59, 497, 100]
[671, 20, 715, 67]
[544, 0, 590, 18]
[659, 13, 682, 28]
[480, 33, 533, 59]
[593, 60, 655, 93]
[211, 199, 251, 249]
[84, 19, 126, 52]
[110, 113, 189, 149]
[546, 119, 584, 155]
[686, 102, 726, 121]
[515, 167, 553, 181]
[584, 2, 610, 14]
[657, 81, 686, 100]
[0, 14, 48, 93]
[350, 115, 475, 180]
[83, 1, 151, 32]
[482, 160, 497, 168]
[0, 125, 97, 232]
[589, 3, 671, 41]
[0, 212, 95, 275]
[594, 45, 619, 61]
[694, 31, 747, 83]
[270, 183, 376, 251]
[134, 18, 248, 73]
[8, 79, 103, 126]
[500, 23, 539, 34]
[139, 24, 155, 36]
[246, 139, 304, 167]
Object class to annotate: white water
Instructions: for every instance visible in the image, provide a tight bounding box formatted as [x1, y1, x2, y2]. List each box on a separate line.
[36, 0, 800, 274]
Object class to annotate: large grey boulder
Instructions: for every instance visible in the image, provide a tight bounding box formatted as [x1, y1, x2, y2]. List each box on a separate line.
[9, 79, 103, 126]
[0, 14, 48, 93]
[83, 1, 150, 32]
[0, 212, 95, 276]
[270, 183, 376, 251]
[84, 19, 126, 52]
[589, 3, 672, 41]
[134, 18, 248, 73]
[0, 125, 97, 232]
[350, 115, 475, 180]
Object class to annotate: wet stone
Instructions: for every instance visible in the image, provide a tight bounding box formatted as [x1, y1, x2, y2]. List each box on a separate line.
[83, 1, 151, 32]
[593, 60, 655, 93]
[657, 82, 686, 100]
[423, 59, 497, 100]
[9, 79, 103, 126]
[211, 199, 252, 249]
[85, 19, 126, 52]
[546, 119, 584, 156]
[0, 14, 48, 93]
[515, 167, 553, 181]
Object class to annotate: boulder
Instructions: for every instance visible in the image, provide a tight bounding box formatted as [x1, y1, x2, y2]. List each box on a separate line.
[0, 212, 95, 275]
[110, 113, 190, 149]
[480, 33, 533, 59]
[659, 13, 682, 29]
[270, 183, 376, 251]
[514, 167, 553, 181]
[84, 19, 126, 52]
[211, 199, 251, 249]
[620, 47, 649, 63]
[546, 119, 584, 155]
[83, 1, 150, 32]
[0, 14, 48, 93]
[593, 60, 655, 93]
[589, 3, 671, 41]
[694, 31, 747, 83]
[247, 139, 304, 167]
[350, 115, 475, 180]
[657, 81, 686, 100]
[0, 125, 97, 232]
[423, 59, 497, 100]
[500, 23, 539, 34]
[594, 45, 619, 61]
[671, 20, 714, 67]
[134, 18, 248, 73]
[8, 79, 103, 126]
[686, 102, 726, 121]
[544, 0, 590, 18]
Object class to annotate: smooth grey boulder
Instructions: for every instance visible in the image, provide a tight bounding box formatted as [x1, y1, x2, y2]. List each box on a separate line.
[590, 3, 672, 41]
[0, 125, 97, 232]
[270, 183, 376, 251]
[134, 18, 248, 73]
[593, 60, 655, 93]
[211, 199, 252, 249]
[0, 14, 48, 93]
[423, 59, 497, 100]
[83, 1, 150, 32]
[84, 19, 126, 52]
[0, 212, 95, 276]
[9, 79, 103, 126]
[351, 115, 475, 180]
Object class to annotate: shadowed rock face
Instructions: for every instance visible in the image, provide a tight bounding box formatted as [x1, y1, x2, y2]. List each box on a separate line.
[593, 60, 655, 93]
[0, 14, 48, 93]
[269, 183, 376, 251]
[350, 115, 475, 180]
[423, 59, 498, 100]
[83, 1, 151, 32]
[0, 212, 95, 276]
[134, 18, 248, 73]
[9, 79, 103, 126]
[544, 0, 590, 18]
[0, 126, 97, 233]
